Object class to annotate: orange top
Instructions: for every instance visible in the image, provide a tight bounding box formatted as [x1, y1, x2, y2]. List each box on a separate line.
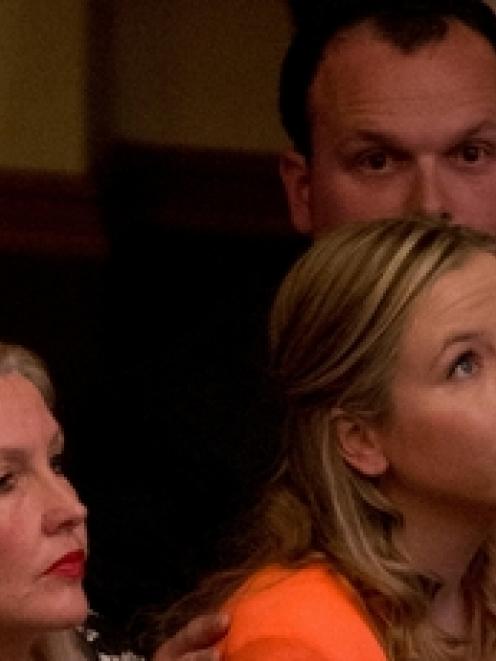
[217, 564, 386, 661]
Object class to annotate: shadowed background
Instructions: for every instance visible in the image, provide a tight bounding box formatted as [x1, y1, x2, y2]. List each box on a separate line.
[0, 0, 314, 646]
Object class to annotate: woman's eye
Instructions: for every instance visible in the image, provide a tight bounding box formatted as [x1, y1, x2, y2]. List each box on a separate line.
[50, 453, 66, 475]
[448, 351, 479, 379]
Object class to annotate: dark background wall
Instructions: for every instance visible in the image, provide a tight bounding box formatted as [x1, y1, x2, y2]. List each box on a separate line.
[0, 0, 303, 651]
[88, 145, 307, 636]
[0, 147, 306, 650]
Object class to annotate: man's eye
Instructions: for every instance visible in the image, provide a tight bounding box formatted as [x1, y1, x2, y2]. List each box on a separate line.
[452, 143, 494, 165]
[461, 145, 484, 162]
[352, 149, 402, 174]
[0, 472, 15, 494]
[358, 151, 390, 170]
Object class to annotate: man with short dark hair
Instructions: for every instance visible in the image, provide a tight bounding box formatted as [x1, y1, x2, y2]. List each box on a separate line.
[157, 1, 496, 658]
[279, 0, 496, 234]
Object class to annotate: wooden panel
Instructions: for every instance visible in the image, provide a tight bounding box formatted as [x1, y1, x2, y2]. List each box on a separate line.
[0, 146, 291, 258]
[0, 170, 107, 257]
[104, 143, 292, 236]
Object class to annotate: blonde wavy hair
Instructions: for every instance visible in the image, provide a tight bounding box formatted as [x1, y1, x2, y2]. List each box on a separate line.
[150, 216, 496, 660]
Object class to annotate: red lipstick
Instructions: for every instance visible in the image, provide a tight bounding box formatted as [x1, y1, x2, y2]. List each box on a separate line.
[44, 549, 85, 579]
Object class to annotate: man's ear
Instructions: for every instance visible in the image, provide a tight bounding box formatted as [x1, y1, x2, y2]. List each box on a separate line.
[333, 412, 389, 477]
[279, 149, 313, 234]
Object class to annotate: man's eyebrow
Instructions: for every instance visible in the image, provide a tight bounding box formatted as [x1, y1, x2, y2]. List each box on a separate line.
[336, 129, 409, 150]
[443, 121, 496, 147]
[459, 120, 496, 137]
[337, 121, 496, 151]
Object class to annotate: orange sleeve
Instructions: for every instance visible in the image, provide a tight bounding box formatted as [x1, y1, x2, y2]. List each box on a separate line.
[219, 566, 386, 661]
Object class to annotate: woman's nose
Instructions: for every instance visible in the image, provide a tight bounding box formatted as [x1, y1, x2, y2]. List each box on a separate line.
[41, 477, 87, 536]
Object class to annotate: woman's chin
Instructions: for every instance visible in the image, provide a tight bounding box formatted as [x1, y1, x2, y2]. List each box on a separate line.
[30, 588, 89, 631]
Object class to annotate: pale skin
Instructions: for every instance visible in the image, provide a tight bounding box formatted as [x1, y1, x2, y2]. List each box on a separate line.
[0, 374, 87, 661]
[338, 252, 496, 637]
[155, 16, 496, 660]
[0, 366, 226, 661]
[163, 257, 496, 655]
[280, 20, 496, 235]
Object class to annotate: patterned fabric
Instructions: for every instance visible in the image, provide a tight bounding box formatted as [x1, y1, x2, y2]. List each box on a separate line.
[84, 624, 144, 660]
[98, 654, 144, 660]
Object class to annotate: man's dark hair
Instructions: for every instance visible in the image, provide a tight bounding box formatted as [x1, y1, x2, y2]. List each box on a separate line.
[280, 0, 496, 157]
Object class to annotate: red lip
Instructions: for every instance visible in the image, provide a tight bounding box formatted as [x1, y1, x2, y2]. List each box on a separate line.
[44, 549, 85, 579]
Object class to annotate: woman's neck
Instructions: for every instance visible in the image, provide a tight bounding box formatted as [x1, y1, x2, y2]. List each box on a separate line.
[391, 494, 493, 636]
[430, 582, 468, 637]
[0, 629, 38, 661]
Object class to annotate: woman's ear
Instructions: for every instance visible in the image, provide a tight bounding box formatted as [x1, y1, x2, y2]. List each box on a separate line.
[333, 411, 389, 477]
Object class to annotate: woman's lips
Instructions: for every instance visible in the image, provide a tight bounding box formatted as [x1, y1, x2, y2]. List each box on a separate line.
[44, 549, 85, 579]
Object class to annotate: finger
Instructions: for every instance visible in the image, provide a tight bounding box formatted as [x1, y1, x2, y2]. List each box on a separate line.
[155, 612, 230, 658]
[153, 647, 221, 661]
[181, 649, 222, 661]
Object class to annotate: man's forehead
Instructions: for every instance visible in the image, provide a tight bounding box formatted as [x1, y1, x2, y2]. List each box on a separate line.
[317, 14, 493, 53]
[308, 18, 496, 128]
[314, 17, 495, 79]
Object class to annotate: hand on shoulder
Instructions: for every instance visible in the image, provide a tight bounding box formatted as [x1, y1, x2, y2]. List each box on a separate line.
[152, 612, 229, 661]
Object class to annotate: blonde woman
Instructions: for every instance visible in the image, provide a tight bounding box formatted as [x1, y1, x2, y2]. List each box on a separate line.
[150, 216, 496, 660]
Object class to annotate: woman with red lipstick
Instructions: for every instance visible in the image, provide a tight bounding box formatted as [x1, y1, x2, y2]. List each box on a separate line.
[0, 342, 91, 660]
[0, 343, 147, 660]
[0, 341, 218, 661]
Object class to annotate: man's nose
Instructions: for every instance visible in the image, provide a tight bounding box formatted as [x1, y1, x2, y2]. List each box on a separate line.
[41, 477, 87, 536]
[406, 160, 452, 221]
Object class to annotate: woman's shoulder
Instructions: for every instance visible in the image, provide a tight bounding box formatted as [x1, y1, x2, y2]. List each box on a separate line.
[224, 562, 369, 624]
[220, 563, 386, 661]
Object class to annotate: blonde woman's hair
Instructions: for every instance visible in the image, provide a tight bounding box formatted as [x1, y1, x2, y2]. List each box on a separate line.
[149, 216, 496, 660]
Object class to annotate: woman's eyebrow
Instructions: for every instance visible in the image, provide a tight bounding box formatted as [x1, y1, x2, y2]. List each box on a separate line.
[0, 431, 64, 462]
[431, 331, 483, 367]
[0, 447, 26, 463]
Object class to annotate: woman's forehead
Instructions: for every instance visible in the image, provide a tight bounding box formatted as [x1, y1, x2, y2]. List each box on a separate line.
[0, 373, 58, 451]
